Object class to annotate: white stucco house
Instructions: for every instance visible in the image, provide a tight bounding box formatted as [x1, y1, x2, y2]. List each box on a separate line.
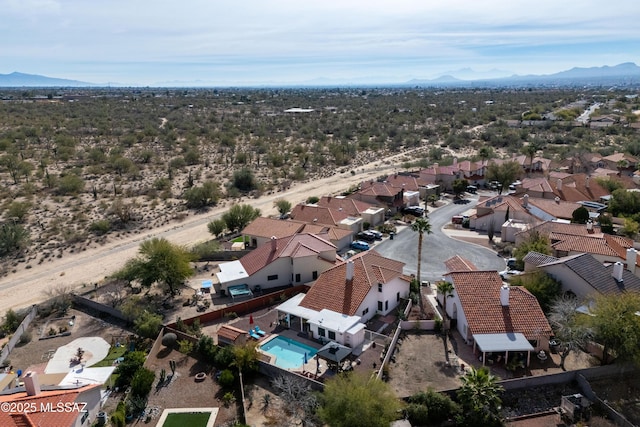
[216, 233, 340, 294]
[276, 250, 410, 349]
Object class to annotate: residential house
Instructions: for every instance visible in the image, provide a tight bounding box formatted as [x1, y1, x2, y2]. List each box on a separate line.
[316, 195, 385, 227]
[589, 115, 619, 129]
[216, 233, 340, 294]
[601, 152, 638, 177]
[0, 373, 102, 427]
[513, 173, 609, 204]
[440, 271, 552, 365]
[242, 217, 352, 250]
[470, 194, 579, 237]
[444, 255, 478, 272]
[289, 204, 363, 234]
[536, 253, 640, 300]
[516, 221, 639, 272]
[276, 250, 410, 348]
[351, 181, 405, 214]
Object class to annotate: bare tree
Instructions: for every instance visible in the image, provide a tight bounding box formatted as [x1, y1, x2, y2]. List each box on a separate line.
[271, 375, 319, 426]
[548, 295, 593, 370]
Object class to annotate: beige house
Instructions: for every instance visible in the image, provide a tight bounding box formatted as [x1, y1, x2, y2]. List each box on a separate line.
[242, 217, 353, 250]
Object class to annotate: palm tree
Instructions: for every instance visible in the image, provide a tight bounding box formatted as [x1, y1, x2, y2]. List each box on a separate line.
[411, 217, 432, 286]
[436, 281, 455, 333]
[521, 144, 537, 177]
[457, 367, 504, 426]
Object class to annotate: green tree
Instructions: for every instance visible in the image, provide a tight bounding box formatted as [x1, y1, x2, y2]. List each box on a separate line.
[222, 204, 261, 233]
[56, 173, 85, 195]
[548, 295, 593, 370]
[1, 308, 24, 333]
[318, 372, 401, 427]
[411, 217, 432, 286]
[621, 217, 639, 238]
[452, 178, 469, 198]
[207, 218, 227, 238]
[571, 206, 590, 224]
[231, 342, 259, 374]
[134, 311, 163, 339]
[512, 230, 551, 271]
[436, 281, 455, 341]
[406, 388, 460, 426]
[273, 198, 292, 217]
[589, 292, 640, 365]
[130, 368, 155, 400]
[598, 213, 614, 234]
[0, 222, 29, 257]
[183, 181, 222, 209]
[232, 167, 257, 192]
[115, 237, 194, 296]
[456, 367, 504, 427]
[114, 351, 147, 388]
[609, 188, 640, 218]
[485, 160, 522, 194]
[510, 270, 561, 313]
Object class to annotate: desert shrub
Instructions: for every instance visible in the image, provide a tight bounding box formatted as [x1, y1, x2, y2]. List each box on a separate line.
[218, 369, 235, 388]
[178, 339, 194, 354]
[130, 368, 155, 400]
[89, 219, 111, 235]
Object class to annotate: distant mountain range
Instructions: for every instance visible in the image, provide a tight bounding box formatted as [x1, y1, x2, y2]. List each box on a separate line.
[2, 63, 640, 88]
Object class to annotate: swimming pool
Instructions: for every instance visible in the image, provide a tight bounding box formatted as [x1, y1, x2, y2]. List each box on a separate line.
[260, 335, 317, 369]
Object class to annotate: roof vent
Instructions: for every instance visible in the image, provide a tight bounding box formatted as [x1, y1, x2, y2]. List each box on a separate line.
[271, 236, 277, 252]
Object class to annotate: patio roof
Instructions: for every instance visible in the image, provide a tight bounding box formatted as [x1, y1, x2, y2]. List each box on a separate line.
[276, 293, 319, 320]
[316, 342, 352, 363]
[307, 309, 361, 334]
[474, 333, 534, 353]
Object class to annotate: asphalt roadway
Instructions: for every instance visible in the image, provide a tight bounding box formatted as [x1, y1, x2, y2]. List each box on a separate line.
[374, 194, 507, 282]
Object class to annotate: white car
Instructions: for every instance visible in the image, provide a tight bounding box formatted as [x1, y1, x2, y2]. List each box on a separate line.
[499, 269, 523, 280]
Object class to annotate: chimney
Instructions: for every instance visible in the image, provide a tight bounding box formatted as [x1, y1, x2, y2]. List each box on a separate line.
[585, 176, 590, 188]
[500, 284, 510, 306]
[626, 248, 637, 274]
[24, 372, 41, 396]
[557, 179, 563, 191]
[270, 236, 277, 252]
[613, 261, 624, 282]
[453, 157, 458, 165]
[523, 194, 529, 208]
[346, 260, 355, 282]
[586, 220, 593, 233]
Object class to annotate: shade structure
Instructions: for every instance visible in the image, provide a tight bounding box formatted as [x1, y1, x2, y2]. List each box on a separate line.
[474, 333, 534, 353]
[315, 341, 352, 364]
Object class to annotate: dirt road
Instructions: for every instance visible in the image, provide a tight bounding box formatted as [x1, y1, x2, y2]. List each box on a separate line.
[0, 152, 415, 314]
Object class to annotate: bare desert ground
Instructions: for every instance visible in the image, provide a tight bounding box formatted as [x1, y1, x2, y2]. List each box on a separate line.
[0, 149, 420, 316]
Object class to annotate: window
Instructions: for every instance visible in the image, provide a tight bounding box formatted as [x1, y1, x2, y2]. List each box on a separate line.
[362, 307, 369, 316]
[318, 327, 326, 337]
[378, 283, 382, 292]
[267, 274, 278, 281]
[396, 291, 400, 302]
[385, 300, 388, 310]
[378, 301, 383, 311]
[312, 271, 318, 280]
[328, 331, 336, 340]
[295, 273, 301, 282]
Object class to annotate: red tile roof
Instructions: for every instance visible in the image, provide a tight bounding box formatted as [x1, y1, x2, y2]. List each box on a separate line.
[300, 250, 406, 316]
[290, 204, 350, 226]
[242, 217, 305, 238]
[447, 271, 551, 338]
[317, 196, 376, 216]
[240, 233, 337, 276]
[551, 234, 633, 258]
[358, 181, 404, 197]
[0, 384, 99, 427]
[444, 255, 478, 272]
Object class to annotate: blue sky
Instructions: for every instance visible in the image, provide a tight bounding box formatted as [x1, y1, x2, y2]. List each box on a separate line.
[2, 0, 639, 86]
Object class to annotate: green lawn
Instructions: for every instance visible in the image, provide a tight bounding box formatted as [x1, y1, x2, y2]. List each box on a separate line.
[92, 345, 127, 367]
[162, 412, 211, 427]
[231, 236, 248, 243]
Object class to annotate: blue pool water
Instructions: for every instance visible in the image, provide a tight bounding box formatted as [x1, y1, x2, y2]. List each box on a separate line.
[260, 336, 317, 369]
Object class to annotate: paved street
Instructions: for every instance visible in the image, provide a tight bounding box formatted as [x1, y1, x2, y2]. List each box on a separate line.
[374, 195, 507, 281]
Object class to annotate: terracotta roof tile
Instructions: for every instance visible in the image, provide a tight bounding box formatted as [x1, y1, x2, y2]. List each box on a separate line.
[448, 271, 551, 338]
[242, 217, 305, 238]
[444, 255, 478, 272]
[300, 250, 406, 316]
[358, 181, 404, 197]
[317, 196, 375, 216]
[240, 234, 337, 276]
[290, 204, 349, 226]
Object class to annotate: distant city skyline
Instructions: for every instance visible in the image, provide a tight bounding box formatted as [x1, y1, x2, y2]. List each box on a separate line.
[2, 0, 639, 86]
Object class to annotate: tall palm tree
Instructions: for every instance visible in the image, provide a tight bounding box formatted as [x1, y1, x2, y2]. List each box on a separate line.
[521, 144, 537, 177]
[436, 281, 455, 329]
[411, 217, 432, 285]
[457, 367, 504, 426]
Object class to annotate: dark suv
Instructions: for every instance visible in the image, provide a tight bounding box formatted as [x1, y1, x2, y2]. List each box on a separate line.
[401, 206, 425, 217]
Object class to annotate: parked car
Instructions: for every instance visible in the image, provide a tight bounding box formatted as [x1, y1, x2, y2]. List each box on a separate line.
[499, 269, 523, 280]
[350, 240, 370, 251]
[356, 231, 376, 242]
[466, 185, 478, 194]
[402, 206, 425, 217]
[366, 230, 383, 240]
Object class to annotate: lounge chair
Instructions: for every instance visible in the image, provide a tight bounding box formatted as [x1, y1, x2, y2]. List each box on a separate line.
[254, 326, 267, 336]
[248, 329, 260, 340]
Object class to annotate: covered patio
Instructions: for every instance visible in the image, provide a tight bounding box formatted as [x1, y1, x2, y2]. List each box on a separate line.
[473, 333, 534, 368]
[315, 341, 353, 372]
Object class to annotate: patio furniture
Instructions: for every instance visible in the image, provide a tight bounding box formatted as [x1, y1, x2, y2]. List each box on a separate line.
[248, 329, 260, 340]
[254, 326, 267, 336]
